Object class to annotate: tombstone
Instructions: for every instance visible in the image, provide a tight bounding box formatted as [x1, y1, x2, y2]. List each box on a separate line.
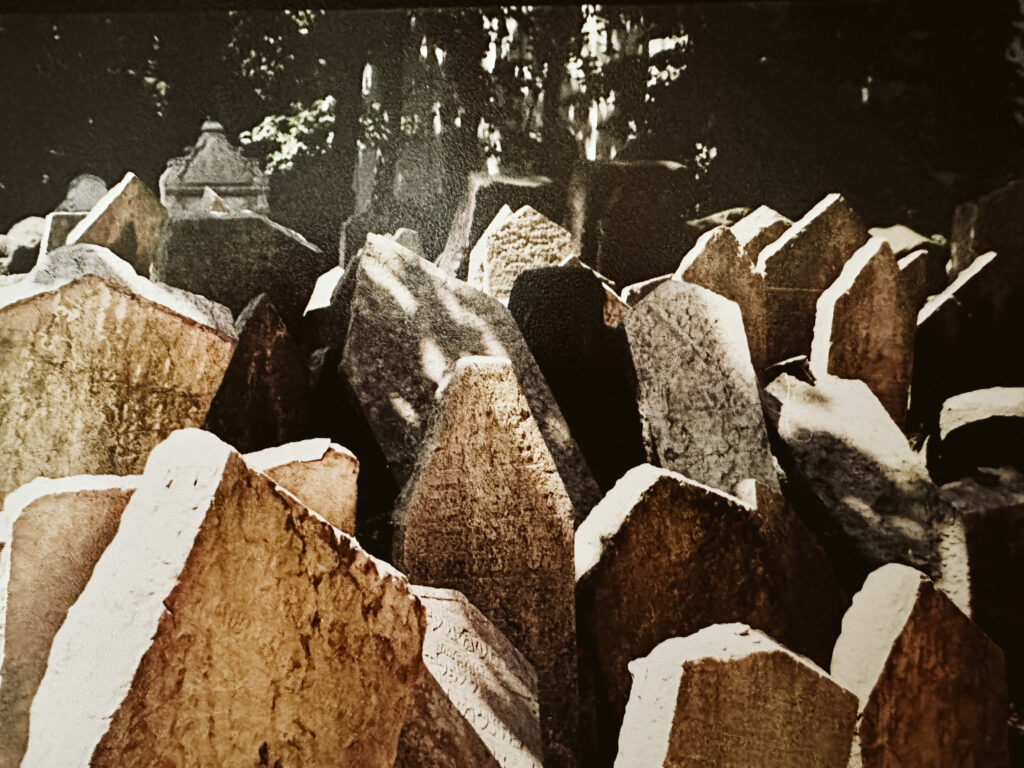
[910, 250, 1024, 433]
[809, 237, 916, 426]
[21, 429, 425, 768]
[4, 216, 46, 274]
[620, 274, 671, 306]
[391, 227, 424, 258]
[928, 387, 1024, 483]
[0, 244, 236, 501]
[152, 212, 333, 333]
[950, 178, 1024, 277]
[941, 466, 1024, 703]
[684, 206, 754, 237]
[159, 118, 270, 215]
[65, 172, 168, 277]
[394, 586, 544, 768]
[39, 211, 87, 258]
[55, 173, 108, 213]
[730, 204, 792, 262]
[244, 438, 358, 534]
[0, 474, 140, 768]
[466, 206, 574, 305]
[625, 280, 778, 496]
[870, 223, 947, 295]
[200, 185, 233, 213]
[338, 234, 600, 519]
[615, 625, 858, 768]
[302, 265, 346, 348]
[764, 373, 966, 603]
[897, 248, 932, 313]
[202, 294, 312, 453]
[508, 266, 645, 492]
[831, 563, 1009, 767]
[755, 193, 869, 364]
[393, 357, 578, 766]
[437, 173, 565, 280]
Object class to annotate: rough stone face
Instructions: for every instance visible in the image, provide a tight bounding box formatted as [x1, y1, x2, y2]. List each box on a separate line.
[395, 586, 544, 768]
[730, 204, 792, 262]
[159, 118, 270, 214]
[810, 237, 915, 426]
[391, 227, 425, 258]
[152, 211, 333, 333]
[897, 248, 932, 313]
[620, 274, 671, 306]
[66, 172, 168, 276]
[625, 280, 778, 496]
[55, 173, 108, 213]
[0, 474, 139, 768]
[245, 437, 358, 535]
[950, 178, 1024, 277]
[203, 293, 312, 453]
[831, 563, 1009, 767]
[0, 244, 236, 501]
[339, 234, 600, 519]
[755, 193, 869, 364]
[765, 373, 966, 603]
[5, 216, 46, 274]
[615, 625, 858, 768]
[508, 266, 645, 492]
[21, 429, 425, 768]
[393, 357, 578, 765]
[870, 224, 947, 296]
[39, 211, 87, 258]
[928, 387, 1024, 483]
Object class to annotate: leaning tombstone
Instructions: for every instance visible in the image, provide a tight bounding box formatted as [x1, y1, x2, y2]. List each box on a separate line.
[928, 387, 1024, 483]
[38, 211, 87, 258]
[730, 204, 792, 262]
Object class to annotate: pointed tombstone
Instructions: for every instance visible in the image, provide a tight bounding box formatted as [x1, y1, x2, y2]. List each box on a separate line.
[202, 293, 312, 453]
[21, 429, 425, 768]
[245, 437, 358, 535]
[0, 244, 236, 501]
[810, 237, 916, 426]
[201, 185, 233, 213]
[0, 475, 140, 768]
[65, 172, 168, 277]
[625, 280, 778, 496]
[39, 211, 87, 258]
[755, 193, 869, 363]
[730, 204, 792, 262]
[897, 248, 932, 313]
[395, 586, 544, 768]
[393, 357, 578, 765]
[338, 234, 601, 520]
[615, 625, 858, 768]
[831, 564, 1009, 767]
[870, 223, 947, 295]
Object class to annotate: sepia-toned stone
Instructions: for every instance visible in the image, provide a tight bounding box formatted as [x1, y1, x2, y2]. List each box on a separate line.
[0, 244, 236, 501]
[393, 357, 578, 765]
[625, 280, 778, 495]
[395, 586, 544, 768]
[928, 387, 1024, 483]
[0, 474, 139, 768]
[949, 178, 1024, 277]
[245, 437, 358, 535]
[620, 274, 671, 307]
[615, 625, 857, 768]
[731, 204, 792, 262]
[66, 172, 168, 276]
[39, 211, 86, 258]
[391, 227, 425, 258]
[22, 429, 424, 768]
[831, 563, 1009, 767]
[897, 248, 931, 313]
[870, 223, 947, 296]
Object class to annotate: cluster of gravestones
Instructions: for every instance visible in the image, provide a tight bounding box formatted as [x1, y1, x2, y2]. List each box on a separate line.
[1, 122, 1023, 768]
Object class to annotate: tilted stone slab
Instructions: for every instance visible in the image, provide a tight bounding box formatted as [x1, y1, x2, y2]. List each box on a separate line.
[730, 204, 792, 262]
[395, 586, 544, 768]
[339, 234, 600, 519]
[0, 474, 139, 768]
[625, 280, 778, 496]
[950, 178, 1024, 277]
[620, 274, 671, 306]
[810, 237, 915, 426]
[929, 387, 1024, 483]
[897, 248, 932, 313]
[393, 357, 578, 764]
[22, 429, 424, 768]
[870, 223, 947, 295]
[245, 437, 358, 535]
[0, 244, 236, 500]
[831, 563, 1009, 767]
[39, 211, 86, 258]
[66, 172, 168, 277]
[615, 625, 857, 768]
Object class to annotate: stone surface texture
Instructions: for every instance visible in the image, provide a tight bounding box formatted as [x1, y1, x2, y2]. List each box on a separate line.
[730, 204, 792, 262]
[39, 211, 87, 258]
[4, 216, 46, 274]
[930, 387, 1024, 482]
[55, 174, 108, 213]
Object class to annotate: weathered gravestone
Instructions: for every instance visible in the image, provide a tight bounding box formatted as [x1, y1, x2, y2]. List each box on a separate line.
[809, 237, 916, 426]
[624, 280, 778, 496]
[55, 173, 108, 213]
[244, 437, 358, 535]
[393, 357, 578, 766]
[395, 586, 544, 768]
[620, 274, 671, 306]
[203, 293, 312, 453]
[730, 204, 792, 262]
[575, 465, 843, 767]
[336, 234, 600, 519]
[66, 171, 168, 277]
[39, 211, 86, 258]
[870, 223, 947, 296]
[615, 625, 858, 768]
[0, 474, 139, 768]
[467, 206, 573, 305]
[21, 429, 425, 768]
[159, 118, 270, 215]
[755, 193, 868, 364]
[831, 563, 1009, 768]
[4, 216, 46, 274]
[391, 227, 425, 258]
[152, 211, 333, 333]
[950, 178, 1024, 277]
[508, 266, 645, 492]
[928, 387, 1024, 483]
[897, 248, 932, 313]
[0, 244, 235, 501]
